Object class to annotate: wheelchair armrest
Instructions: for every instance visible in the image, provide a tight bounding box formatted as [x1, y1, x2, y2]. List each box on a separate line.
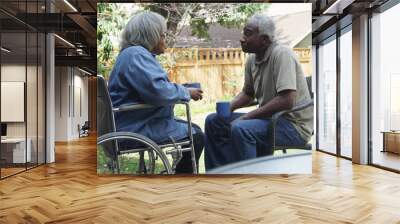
[112, 100, 195, 143]
[175, 101, 192, 119]
[112, 100, 193, 134]
[174, 101, 194, 134]
[113, 100, 191, 113]
[113, 103, 156, 112]
[175, 100, 190, 106]
[271, 100, 314, 122]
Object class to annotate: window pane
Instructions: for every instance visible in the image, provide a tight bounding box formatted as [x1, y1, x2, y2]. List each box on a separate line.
[27, 31, 38, 169]
[318, 37, 337, 154]
[371, 3, 400, 171]
[38, 32, 45, 165]
[340, 29, 352, 158]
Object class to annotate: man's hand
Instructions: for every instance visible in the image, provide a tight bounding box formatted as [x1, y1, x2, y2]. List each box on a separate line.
[188, 88, 203, 101]
[237, 90, 297, 119]
[231, 113, 250, 125]
[230, 92, 254, 113]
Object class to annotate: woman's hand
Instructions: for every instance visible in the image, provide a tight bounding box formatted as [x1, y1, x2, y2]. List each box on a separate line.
[187, 88, 203, 101]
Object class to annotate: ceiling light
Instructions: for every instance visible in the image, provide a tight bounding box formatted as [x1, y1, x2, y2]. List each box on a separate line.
[78, 68, 92, 76]
[54, 34, 75, 48]
[1, 47, 11, 53]
[63, 0, 78, 12]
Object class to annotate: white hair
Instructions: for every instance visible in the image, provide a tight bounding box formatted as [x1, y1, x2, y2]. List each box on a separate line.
[248, 14, 276, 42]
[120, 11, 167, 51]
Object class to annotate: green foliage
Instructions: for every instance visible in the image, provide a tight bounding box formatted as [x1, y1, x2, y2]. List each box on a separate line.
[217, 4, 270, 28]
[97, 3, 130, 78]
[190, 18, 210, 39]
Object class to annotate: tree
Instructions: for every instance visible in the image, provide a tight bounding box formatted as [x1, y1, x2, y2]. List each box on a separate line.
[142, 3, 269, 47]
[97, 3, 270, 78]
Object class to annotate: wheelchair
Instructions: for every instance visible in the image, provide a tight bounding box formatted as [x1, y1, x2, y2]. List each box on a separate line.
[97, 75, 198, 174]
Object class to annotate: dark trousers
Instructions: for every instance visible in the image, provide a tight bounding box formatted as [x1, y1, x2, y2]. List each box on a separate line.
[204, 113, 306, 171]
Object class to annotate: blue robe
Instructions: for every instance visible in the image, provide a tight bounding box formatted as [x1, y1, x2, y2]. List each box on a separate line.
[108, 46, 191, 143]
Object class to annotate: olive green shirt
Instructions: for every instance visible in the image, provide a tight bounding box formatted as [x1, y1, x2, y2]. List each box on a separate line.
[243, 43, 313, 142]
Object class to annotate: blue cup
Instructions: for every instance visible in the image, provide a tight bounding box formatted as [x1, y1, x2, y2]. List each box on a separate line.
[183, 82, 201, 89]
[216, 101, 231, 118]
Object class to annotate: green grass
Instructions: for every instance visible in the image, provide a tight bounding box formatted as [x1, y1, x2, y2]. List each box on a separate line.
[97, 145, 166, 174]
[97, 145, 112, 174]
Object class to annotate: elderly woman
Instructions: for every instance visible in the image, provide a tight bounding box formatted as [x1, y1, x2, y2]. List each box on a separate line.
[108, 11, 204, 173]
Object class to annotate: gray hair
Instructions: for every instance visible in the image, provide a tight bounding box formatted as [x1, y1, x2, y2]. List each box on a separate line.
[120, 11, 167, 51]
[248, 14, 276, 42]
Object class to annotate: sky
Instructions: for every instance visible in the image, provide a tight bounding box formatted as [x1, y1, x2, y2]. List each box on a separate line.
[266, 3, 311, 16]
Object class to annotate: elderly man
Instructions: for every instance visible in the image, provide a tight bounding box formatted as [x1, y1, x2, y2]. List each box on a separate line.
[108, 11, 204, 173]
[204, 14, 313, 170]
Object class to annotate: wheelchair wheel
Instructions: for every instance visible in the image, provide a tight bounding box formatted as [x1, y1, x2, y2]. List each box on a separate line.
[97, 132, 172, 174]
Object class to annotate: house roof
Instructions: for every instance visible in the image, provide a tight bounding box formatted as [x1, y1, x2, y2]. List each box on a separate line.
[175, 24, 242, 48]
[174, 10, 311, 48]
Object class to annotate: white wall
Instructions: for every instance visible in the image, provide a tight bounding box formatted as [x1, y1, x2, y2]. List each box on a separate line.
[55, 66, 69, 141]
[54, 67, 89, 141]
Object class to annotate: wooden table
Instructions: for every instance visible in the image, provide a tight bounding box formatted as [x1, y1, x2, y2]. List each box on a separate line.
[381, 131, 400, 154]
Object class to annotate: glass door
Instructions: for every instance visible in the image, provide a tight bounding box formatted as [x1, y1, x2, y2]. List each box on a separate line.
[0, 0, 47, 179]
[317, 35, 337, 155]
[1, 7, 28, 177]
[370, 3, 400, 171]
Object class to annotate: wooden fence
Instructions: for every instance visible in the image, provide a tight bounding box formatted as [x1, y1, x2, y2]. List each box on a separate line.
[164, 47, 311, 103]
[293, 48, 312, 75]
[165, 48, 245, 103]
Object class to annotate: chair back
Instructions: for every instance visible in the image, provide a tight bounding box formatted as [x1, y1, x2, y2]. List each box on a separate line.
[82, 121, 90, 130]
[97, 75, 118, 159]
[305, 76, 314, 137]
[306, 76, 313, 99]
